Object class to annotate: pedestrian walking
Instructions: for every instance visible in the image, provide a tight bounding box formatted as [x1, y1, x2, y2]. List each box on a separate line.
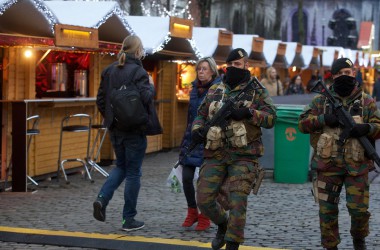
[285, 74, 305, 95]
[178, 57, 221, 231]
[298, 57, 380, 250]
[191, 48, 276, 250]
[260, 66, 283, 96]
[93, 35, 162, 232]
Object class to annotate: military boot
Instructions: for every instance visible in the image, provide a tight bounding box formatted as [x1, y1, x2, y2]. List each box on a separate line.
[353, 238, 366, 250]
[226, 241, 240, 250]
[211, 221, 227, 250]
[325, 247, 337, 250]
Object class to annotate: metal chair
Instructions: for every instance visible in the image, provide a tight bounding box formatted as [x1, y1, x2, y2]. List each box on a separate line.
[3, 115, 41, 190]
[26, 115, 40, 185]
[57, 114, 92, 184]
[86, 122, 109, 177]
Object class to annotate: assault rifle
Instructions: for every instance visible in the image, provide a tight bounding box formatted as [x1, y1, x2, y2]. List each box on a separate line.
[311, 80, 380, 172]
[173, 76, 265, 169]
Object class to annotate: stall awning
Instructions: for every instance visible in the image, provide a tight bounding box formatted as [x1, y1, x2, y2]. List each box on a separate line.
[249, 37, 267, 68]
[344, 49, 357, 65]
[44, 1, 132, 44]
[357, 21, 374, 50]
[0, 0, 132, 49]
[272, 42, 288, 69]
[193, 27, 233, 64]
[0, 0, 54, 37]
[232, 34, 267, 67]
[301, 45, 320, 70]
[127, 16, 197, 60]
[354, 50, 364, 67]
[263, 40, 284, 67]
[317, 46, 345, 67]
[284, 42, 305, 68]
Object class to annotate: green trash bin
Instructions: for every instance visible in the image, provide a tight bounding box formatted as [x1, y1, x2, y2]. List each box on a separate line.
[274, 105, 310, 184]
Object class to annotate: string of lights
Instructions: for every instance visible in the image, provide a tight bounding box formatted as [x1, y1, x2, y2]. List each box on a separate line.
[141, 0, 193, 20]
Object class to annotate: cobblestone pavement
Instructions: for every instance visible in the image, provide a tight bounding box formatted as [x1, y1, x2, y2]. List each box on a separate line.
[0, 149, 380, 249]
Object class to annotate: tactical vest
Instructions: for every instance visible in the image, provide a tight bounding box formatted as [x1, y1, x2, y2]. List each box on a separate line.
[205, 83, 262, 150]
[315, 94, 366, 162]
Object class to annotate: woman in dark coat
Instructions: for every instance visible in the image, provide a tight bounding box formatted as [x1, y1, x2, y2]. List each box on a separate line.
[286, 74, 305, 95]
[179, 57, 221, 231]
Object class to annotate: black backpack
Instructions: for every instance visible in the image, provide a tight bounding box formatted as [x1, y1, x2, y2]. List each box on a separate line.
[110, 67, 148, 131]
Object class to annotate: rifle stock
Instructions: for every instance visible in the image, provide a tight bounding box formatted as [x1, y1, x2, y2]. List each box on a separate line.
[311, 80, 380, 172]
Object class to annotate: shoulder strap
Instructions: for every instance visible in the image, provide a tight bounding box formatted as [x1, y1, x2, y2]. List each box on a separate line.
[123, 65, 140, 87]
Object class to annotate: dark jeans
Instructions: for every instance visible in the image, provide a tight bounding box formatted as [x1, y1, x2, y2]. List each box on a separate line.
[182, 164, 197, 208]
[98, 132, 147, 220]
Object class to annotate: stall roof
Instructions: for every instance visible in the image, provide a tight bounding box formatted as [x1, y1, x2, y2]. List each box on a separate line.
[344, 49, 357, 64]
[127, 15, 197, 60]
[193, 27, 233, 63]
[363, 52, 370, 68]
[0, 0, 55, 37]
[44, 1, 132, 43]
[302, 45, 320, 70]
[232, 34, 258, 55]
[263, 40, 281, 66]
[317, 46, 345, 67]
[283, 42, 305, 68]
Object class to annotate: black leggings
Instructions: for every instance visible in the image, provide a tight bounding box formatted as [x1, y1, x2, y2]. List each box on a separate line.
[182, 164, 197, 208]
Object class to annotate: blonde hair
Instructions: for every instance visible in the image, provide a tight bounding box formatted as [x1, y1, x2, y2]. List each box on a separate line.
[196, 57, 219, 78]
[117, 35, 145, 67]
[266, 66, 276, 79]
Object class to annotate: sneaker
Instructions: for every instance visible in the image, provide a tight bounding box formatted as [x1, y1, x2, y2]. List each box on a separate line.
[93, 197, 106, 222]
[122, 218, 145, 232]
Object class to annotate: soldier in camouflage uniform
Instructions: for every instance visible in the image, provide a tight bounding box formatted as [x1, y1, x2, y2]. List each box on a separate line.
[191, 48, 276, 250]
[298, 58, 380, 250]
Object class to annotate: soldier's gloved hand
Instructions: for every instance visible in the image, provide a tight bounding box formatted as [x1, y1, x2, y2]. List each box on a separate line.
[191, 127, 206, 144]
[350, 124, 370, 138]
[229, 108, 252, 121]
[324, 114, 339, 128]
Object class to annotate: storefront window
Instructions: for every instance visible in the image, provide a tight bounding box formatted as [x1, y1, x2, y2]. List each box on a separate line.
[177, 63, 196, 100]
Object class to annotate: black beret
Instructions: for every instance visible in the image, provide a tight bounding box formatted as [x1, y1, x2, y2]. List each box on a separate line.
[331, 57, 354, 75]
[226, 48, 248, 63]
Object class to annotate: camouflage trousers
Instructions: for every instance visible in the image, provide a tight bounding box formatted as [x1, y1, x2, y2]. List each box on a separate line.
[318, 171, 370, 248]
[196, 153, 257, 243]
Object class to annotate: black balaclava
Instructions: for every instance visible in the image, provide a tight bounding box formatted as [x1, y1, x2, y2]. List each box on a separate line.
[224, 66, 250, 89]
[333, 75, 356, 97]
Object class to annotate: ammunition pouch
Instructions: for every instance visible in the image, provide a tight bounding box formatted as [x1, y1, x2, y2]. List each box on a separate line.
[205, 126, 224, 150]
[344, 116, 365, 162]
[316, 180, 341, 204]
[345, 138, 365, 162]
[316, 133, 333, 158]
[216, 164, 265, 211]
[226, 121, 247, 148]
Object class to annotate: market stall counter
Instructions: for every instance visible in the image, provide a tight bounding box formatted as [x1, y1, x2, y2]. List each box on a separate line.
[1, 98, 97, 192]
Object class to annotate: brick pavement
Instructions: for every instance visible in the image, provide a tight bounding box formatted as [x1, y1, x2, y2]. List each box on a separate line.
[0, 149, 380, 249]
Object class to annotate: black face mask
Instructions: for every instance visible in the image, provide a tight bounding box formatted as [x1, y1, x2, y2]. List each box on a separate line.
[333, 75, 356, 97]
[224, 66, 250, 89]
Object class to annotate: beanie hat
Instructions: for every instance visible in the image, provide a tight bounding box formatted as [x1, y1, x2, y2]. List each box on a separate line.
[226, 48, 248, 63]
[331, 57, 353, 75]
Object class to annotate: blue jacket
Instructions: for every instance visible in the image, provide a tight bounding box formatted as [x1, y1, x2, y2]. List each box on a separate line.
[179, 76, 221, 167]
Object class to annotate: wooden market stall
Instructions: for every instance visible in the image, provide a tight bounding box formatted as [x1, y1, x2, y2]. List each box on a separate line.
[0, 0, 133, 191]
[126, 15, 199, 150]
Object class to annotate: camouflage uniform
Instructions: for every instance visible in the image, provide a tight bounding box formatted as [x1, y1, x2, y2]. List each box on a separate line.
[298, 85, 380, 248]
[193, 81, 276, 243]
